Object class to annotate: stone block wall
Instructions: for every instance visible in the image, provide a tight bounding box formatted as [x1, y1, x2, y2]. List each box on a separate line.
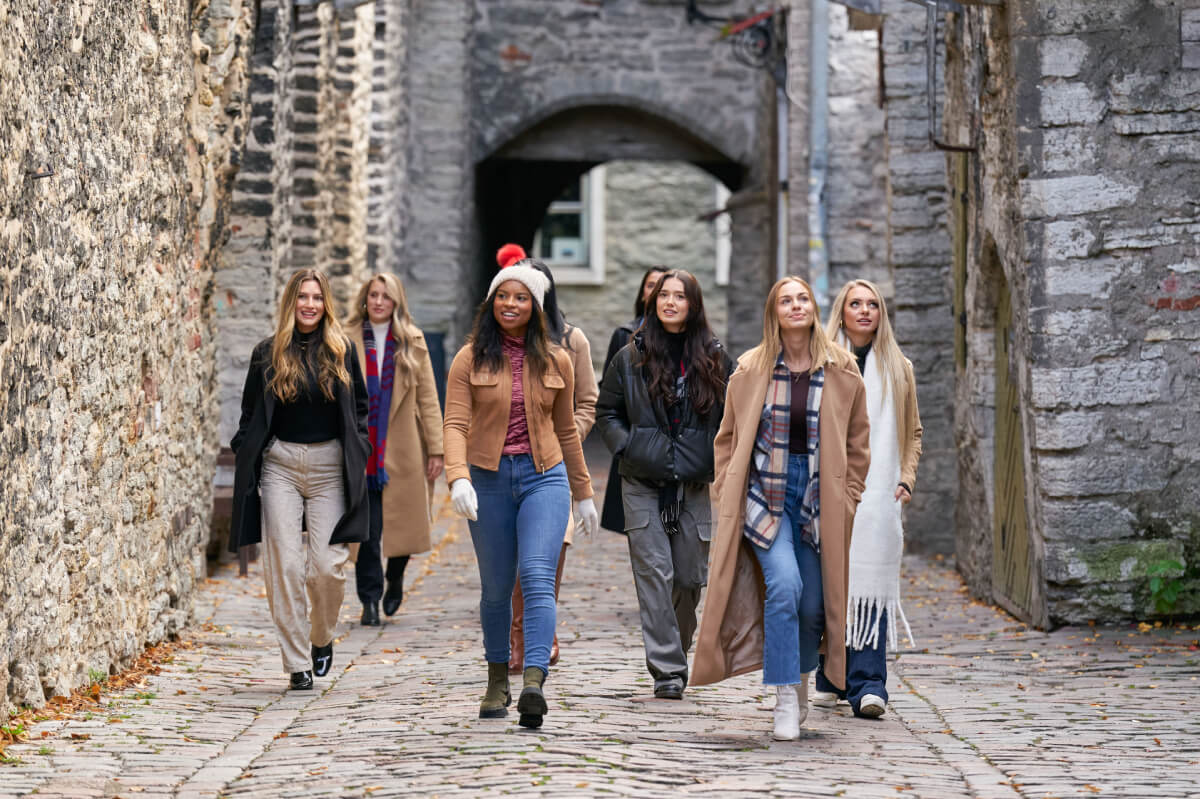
[0, 0, 253, 716]
[217, 0, 296, 446]
[945, 0, 1200, 623]
[826, 6, 890, 296]
[404, 0, 474, 338]
[880, 0, 957, 554]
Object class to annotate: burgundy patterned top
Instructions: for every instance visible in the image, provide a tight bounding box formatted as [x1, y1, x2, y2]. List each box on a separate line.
[501, 334, 532, 455]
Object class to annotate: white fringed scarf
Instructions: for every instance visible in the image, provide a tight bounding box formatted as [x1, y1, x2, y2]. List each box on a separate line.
[842, 341, 914, 652]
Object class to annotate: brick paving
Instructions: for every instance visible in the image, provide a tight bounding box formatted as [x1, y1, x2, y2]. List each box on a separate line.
[2, 445, 1198, 798]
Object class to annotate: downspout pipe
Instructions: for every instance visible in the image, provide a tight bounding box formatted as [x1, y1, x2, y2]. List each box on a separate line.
[776, 83, 789, 282]
[808, 0, 830, 308]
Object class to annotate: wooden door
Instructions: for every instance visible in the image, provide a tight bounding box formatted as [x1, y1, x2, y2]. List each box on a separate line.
[992, 274, 1034, 620]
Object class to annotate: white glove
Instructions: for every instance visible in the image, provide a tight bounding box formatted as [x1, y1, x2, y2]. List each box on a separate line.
[450, 478, 478, 521]
[573, 497, 599, 538]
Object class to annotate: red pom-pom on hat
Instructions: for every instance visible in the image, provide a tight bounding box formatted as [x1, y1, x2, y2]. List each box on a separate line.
[496, 243, 527, 268]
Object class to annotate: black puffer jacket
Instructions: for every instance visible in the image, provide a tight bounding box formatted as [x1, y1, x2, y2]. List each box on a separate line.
[596, 334, 734, 484]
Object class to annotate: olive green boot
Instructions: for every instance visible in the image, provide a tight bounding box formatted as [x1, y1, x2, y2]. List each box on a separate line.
[517, 666, 547, 729]
[479, 662, 511, 719]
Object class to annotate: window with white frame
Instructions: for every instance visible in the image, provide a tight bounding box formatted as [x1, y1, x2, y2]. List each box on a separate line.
[532, 165, 606, 285]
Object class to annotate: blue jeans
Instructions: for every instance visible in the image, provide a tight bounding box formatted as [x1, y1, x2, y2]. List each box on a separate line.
[752, 453, 824, 686]
[816, 608, 889, 715]
[467, 456, 570, 675]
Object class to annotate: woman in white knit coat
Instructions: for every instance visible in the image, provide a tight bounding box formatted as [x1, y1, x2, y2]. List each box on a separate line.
[815, 279, 923, 718]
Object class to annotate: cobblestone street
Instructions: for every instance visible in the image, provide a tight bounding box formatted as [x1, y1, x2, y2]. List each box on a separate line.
[2, 448, 1197, 798]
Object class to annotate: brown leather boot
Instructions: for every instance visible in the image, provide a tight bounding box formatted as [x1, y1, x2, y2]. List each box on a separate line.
[549, 544, 567, 666]
[509, 579, 524, 674]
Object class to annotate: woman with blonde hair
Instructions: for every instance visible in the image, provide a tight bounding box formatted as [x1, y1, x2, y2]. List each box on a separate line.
[691, 276, 870, 740]
[345, 272, 444, 627]
[443, 254, 598, 729]
[230, 268, 371, 691]
[810, 279, 922, 718]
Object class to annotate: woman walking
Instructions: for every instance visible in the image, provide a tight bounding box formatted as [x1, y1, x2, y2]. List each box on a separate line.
[691, 276, 870, 740]
[230, 268, 371, 691]
[599, 266, 666, 533]
[443, 254, 598, 729]
[595, 269, 733, 700]
[500, 246, 599, 674]
[346, 273, 444, 626]
[811, 279, 922, 718]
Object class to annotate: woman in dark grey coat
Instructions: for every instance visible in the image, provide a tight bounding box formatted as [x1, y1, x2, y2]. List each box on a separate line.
[595, 269, 732, 700]
[230, 268, 370, 691]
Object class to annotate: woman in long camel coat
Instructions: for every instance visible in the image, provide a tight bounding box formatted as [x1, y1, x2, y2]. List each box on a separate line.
[346, 273, 444, 625]
[691, 276, 870, 740]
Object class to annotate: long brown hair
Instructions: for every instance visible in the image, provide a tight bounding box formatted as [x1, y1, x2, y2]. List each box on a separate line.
[346, 273, 420, 377]
[268, 269, 351, 403]
[638, 269, 727, 418]
[746, 276, 854, 374]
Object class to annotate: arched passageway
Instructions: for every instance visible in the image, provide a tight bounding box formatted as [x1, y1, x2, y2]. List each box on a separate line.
[474, 103, 764, 364]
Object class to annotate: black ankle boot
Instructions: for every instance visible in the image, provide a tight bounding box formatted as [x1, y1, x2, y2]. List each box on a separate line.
[361, 602, 381, 626]
[382, 580, 403, 616]
[517, 667, 547, 729]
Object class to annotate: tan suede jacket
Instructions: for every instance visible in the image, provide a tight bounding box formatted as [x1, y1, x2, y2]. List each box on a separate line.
[443, 343, 594, 501]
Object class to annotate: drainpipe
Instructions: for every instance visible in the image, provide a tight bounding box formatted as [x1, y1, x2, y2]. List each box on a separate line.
[776, 82, 789, 282]
[808, 0, 830, 308]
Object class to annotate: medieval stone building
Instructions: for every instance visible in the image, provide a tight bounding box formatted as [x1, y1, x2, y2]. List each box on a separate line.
[3, 0, 1197, 717]
[942, 0, 1200, 625]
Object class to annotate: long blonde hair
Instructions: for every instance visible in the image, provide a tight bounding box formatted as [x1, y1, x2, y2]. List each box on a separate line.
[346, 273, 420, 377]
[825, 278, 910, 431]
[746, 276, 854, 374]
[269, 269, 351, 403]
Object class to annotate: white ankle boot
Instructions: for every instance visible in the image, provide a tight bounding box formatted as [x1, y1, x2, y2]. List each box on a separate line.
[773, 684, 802, 740]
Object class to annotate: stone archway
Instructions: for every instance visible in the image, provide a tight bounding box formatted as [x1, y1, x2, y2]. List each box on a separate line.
[473, 101, 766, 360]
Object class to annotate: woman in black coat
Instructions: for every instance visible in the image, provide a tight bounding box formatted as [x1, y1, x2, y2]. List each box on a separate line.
[599, 265, 666, 532]
[595, 269, 732, 700]
[230, 268, 370, 691]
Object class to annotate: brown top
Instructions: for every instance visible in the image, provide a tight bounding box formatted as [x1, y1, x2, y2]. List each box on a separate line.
[443, 343, 594, 501]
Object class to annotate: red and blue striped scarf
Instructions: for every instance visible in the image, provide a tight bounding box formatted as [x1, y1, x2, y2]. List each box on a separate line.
[744, 353, 823, 550]
[363, 321, 396, 490]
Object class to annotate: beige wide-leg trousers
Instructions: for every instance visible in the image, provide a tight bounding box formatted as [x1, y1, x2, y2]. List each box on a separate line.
[259, 438, 349, 674]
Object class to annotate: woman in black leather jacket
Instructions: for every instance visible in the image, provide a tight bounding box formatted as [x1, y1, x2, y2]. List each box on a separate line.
[595, 269, 733, 700]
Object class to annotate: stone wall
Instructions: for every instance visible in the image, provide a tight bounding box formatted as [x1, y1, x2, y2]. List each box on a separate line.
[880, 0, 957, 554]
[826, 6, 890, 295]
[403, 0, 474, 338]
[945, 0, 1200, 623]
[555, 161, 728, 382]
[0, 0, 253, 716]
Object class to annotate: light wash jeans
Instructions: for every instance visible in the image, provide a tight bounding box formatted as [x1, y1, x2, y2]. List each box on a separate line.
[751, 453, 824, 686]
[467, 455, 570, 675]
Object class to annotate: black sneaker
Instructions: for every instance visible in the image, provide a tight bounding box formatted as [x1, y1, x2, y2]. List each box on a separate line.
[289, 670, 313, 690]
[311, 643, 333, 677]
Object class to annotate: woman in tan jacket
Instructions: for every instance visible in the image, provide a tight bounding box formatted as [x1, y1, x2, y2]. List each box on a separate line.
[691, 276, 870, 740]
[507, 251, 599, 673]
[345, 273, 444, 627]
[443, 253, 598, 730]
